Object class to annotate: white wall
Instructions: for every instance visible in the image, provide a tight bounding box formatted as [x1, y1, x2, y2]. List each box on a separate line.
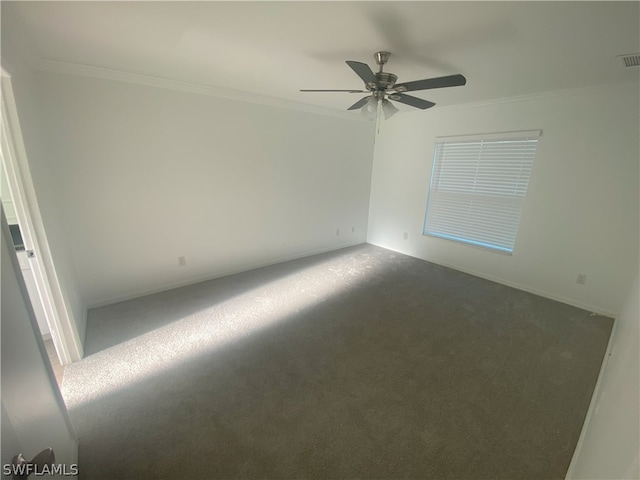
[34, 71, 375, 306]
[368, 84, 639, 316]
[568, 270, 639, 479]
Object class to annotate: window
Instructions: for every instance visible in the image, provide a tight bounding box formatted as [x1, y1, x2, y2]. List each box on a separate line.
[423, 130, 540, 254]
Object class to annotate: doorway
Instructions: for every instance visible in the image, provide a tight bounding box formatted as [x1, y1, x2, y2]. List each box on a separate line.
[1, 159, 65, 383]
[1, 68, 83, 378]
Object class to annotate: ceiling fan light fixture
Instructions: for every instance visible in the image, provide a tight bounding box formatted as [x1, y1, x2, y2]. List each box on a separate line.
[381, 99, 399, 120]
[360, 96, 378, 119]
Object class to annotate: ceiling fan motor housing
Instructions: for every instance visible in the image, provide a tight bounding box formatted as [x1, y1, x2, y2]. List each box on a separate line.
[375, 72, 397, 90]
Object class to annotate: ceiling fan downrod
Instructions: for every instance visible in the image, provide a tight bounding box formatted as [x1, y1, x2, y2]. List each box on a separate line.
[374, 51, 390, 72]
[372, 51, 397, 92]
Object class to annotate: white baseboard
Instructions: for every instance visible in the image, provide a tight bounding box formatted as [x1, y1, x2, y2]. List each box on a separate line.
[88, 240, 366, 309]
[367, 241, 617, 318]
[563, 316, 618, 479]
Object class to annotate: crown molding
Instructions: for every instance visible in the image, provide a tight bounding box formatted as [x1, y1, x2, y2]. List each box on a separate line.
[436, 80, 639, 113]
[36, 59, 636, 122]
[37, 59, 370, 123]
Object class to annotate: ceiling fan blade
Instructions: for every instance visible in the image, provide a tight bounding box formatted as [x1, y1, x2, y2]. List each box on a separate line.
[12, 449, 55, 480]
[391, 94, 435, 110]
[394, 74, 466, 92]
[346, 61, 377, 86]
[347, 96, 372, 111]
[300, 89, 367, 93]
[30, 448, 55, 470]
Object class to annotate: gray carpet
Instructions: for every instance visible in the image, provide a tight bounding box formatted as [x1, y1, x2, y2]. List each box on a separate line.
[62, 244, 612, 479]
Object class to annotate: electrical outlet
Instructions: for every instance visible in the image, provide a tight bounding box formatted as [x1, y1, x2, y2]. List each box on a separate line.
[403, 232, 409, 240]
[576, 274, 587, 285]
[178, 256, 186, 267]
[336, 228, 340, 236]
[351, 226, 355, 233]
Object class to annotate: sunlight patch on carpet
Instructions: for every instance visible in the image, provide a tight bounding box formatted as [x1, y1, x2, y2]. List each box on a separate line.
[62, 250, 384, 409]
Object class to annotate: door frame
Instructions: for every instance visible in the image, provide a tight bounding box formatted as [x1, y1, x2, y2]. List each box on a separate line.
[1, 207, 79, 471]
[1, 67, 83, 364]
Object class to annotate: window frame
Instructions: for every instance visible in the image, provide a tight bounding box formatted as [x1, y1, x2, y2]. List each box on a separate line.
[423, 130, 541, 255]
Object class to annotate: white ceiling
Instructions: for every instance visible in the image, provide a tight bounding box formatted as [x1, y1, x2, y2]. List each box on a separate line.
[5, 1, 640, 113]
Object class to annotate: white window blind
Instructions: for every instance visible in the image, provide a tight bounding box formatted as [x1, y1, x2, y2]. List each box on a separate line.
[423, 130, 540, 254]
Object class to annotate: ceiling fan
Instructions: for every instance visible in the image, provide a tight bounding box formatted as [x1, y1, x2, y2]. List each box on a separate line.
[301, 51, 466, 119]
